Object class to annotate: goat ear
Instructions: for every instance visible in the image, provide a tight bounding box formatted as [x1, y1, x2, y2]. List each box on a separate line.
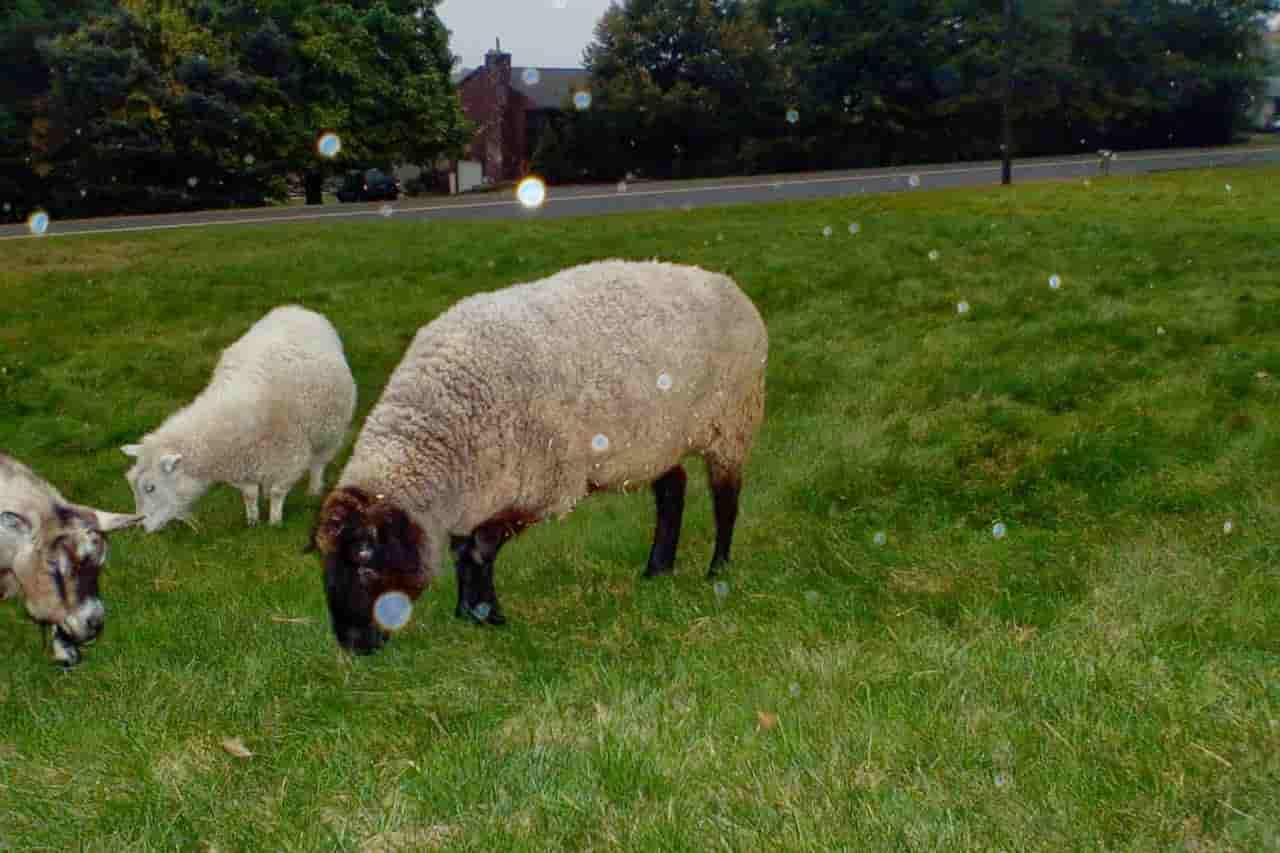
[75, 506, 144, 532]
[121, 444, 142, 458]
[0, 510, 32, 538]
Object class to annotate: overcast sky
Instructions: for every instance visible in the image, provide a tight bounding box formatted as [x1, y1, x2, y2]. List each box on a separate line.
[437, 0, 614, 70]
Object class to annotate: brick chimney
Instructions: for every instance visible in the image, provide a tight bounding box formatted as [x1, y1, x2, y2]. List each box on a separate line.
[482, 38, 512, 183]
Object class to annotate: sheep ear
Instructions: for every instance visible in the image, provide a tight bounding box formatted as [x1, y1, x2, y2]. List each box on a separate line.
[1, 510, 32, 538]
[121, 444, 142, 458]
[160, 453, 182, 475]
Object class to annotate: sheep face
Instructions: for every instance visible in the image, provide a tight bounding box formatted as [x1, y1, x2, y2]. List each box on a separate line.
[1, 504, 141, 654]
[121, 444, 205, 532]
[311, 487, 428, 654]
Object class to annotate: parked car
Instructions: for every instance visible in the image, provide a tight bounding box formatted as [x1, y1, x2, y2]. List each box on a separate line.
[336, 169, 401, 202]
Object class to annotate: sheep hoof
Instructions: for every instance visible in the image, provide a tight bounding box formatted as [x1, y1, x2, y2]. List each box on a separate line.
[458, 601, 505, 626]
[642, 561, 674, 579]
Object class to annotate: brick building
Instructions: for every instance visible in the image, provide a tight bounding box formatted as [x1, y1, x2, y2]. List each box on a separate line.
[450, 40, 589, 187]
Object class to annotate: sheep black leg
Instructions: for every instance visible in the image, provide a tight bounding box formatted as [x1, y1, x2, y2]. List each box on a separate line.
[451, 535, 473, 620]
[706, 474, 741, 578]
[453, 524, 510, 626]
[643, 465, 687, 578]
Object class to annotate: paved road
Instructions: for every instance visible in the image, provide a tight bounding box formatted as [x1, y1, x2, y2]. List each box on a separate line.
[4, 143, 1279, 241]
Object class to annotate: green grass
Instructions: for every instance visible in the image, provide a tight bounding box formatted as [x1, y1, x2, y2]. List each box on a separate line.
[3, 166, 1280, 851]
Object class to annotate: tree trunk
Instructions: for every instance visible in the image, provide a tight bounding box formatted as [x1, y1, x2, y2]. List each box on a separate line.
[305, 171, 324, 205]
[1001, 0, 1015, 186]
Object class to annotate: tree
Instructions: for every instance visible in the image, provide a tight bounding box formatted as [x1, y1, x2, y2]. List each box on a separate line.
[0, 0, 113, 219]
[237, 0, 472, 203]
[16, 0, 473, 216]
[579, 0, 779, 179]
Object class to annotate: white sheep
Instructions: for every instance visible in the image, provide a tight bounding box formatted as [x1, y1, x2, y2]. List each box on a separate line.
[308, 259, 768, 653]
[122, 305, 357, 531]
[2, 452, 142, 666]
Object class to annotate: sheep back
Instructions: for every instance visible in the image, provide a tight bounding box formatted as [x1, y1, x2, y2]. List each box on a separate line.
[148, 305, 356, 485]
[339, 259, 767, 544]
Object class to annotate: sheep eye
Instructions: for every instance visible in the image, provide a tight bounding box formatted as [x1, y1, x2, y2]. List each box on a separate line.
[144, 483, 156, 494]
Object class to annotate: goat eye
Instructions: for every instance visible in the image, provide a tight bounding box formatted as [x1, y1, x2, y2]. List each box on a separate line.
[144, 483, 156, 494]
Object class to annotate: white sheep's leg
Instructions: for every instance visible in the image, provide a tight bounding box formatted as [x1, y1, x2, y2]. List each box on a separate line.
[308, 461, 327, 496]
[237, 483, 261, 526]
[267, 483, 291, 527]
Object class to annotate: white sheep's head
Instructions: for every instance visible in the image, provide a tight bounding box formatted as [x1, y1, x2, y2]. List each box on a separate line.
[121, 442, 206, 532]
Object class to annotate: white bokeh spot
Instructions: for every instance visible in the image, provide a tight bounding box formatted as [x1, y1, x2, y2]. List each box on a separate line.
[373, 590, 413, 631]
[27, 211, 49, 236]
[317, 132, 342, 158]
[516, 177, 547, 209]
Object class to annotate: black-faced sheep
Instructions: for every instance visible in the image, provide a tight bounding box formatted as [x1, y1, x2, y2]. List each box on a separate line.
[121, 305, 357, 531]
[309, 259, 768, 653]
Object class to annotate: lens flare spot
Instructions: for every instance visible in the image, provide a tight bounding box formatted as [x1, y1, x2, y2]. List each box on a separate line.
[822, 225, 832, 238]
[516, 176, 547, 209]
[786, 108, 800, 124]
[908, 174, 921, 188]
[873, 531, 887, 546]
[471, 602, 492, 621]
[244, 154, 255, 166]
[713, 580, 730, 599]
[591, 433, 609, 452]
[804, 590, 819, 606]
[657, 373, 673, 391]
[1223, 519, 1234, 534]
[848, 222, 860, 235]
[956, 301, 970, 315]
[317, 131, 342, 158]
[187, 176, 199, 188]
[373, 590, 413, 631]
[1049, 274, 1062, 290]
[522, 68, 541, 86]
[992, 522, 1007, 540]
[27, 211, 49, 236]
[379, 203, 394, 218]
[573, 91, 592, 110]
[928, 249, 940, 261]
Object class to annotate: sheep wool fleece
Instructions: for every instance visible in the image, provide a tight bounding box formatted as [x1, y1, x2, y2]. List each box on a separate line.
[336, 259, 768, 579]
[145, 305, 356, 489]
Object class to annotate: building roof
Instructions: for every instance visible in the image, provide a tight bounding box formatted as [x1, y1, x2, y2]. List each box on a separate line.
[454, 62, 588, 111]
[510, 67, 590, 110]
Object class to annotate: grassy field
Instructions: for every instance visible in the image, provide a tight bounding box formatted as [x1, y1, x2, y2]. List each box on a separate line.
[2, 166, 1279, 851]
